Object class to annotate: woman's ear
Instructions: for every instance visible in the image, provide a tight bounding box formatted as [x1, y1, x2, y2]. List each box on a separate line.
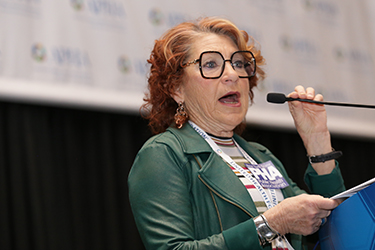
[171, 85, 184, 103]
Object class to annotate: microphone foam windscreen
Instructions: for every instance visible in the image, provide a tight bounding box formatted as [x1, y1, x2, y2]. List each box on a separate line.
[267, 93, 287, 104]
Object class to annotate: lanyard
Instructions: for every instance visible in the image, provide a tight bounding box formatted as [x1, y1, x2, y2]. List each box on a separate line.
[188, 121, 295, 250]
[188, 121, 278, 209]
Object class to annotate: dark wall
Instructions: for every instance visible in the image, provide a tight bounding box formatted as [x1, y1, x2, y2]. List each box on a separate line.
[0, 101, 374, 250]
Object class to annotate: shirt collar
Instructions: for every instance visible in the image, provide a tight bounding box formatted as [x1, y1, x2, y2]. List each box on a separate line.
[166, 123, 267, 158]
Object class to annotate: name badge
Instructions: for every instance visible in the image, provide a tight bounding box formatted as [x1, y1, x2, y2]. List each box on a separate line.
[245, 160, 289, 189]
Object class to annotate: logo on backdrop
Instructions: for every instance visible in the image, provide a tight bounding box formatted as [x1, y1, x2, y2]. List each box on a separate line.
[116, 55, 148, 92]
[117, 55, 132, 74]
[51, 46, 91, 68]
[148, 7, 190, 28]
[31, 43, 47, 62]
[333, 46, 374, 74]
[117, 55, 149, 77]
[71, 0, 84, 11]
[31, 43, 92, 83]
[87, 0, 125, 17]
[302, 0, 338, 15]
[71, 0, 127, 30]
[149, 8, 164, 26]
[333, 47, 373, 64]
[279, 35, 318, 64]
[70, 0, 125, 17]
[0, 0, 41, 17]
[301, 0, 339, 25]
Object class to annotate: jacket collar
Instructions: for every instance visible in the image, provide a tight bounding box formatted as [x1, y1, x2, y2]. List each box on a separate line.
[167, 123, 213, 153]
[167, 124, 266, 217]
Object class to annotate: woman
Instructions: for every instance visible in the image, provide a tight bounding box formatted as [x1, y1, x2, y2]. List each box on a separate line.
[128, 17, 345, 250]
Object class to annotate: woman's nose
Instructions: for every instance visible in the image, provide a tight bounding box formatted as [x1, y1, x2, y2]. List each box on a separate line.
[222, 60, 239, 82]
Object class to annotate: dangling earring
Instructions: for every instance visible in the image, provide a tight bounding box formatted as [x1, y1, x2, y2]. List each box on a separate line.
[174, 102, 188, 129]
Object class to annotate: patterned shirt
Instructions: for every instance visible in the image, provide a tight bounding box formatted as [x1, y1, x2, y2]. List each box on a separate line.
[209, 134, 290, 250]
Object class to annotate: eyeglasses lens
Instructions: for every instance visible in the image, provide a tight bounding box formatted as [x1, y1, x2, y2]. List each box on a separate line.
[200, 51, 255, 78]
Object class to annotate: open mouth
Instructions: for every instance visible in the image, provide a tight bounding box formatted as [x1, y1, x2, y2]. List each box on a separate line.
[219, 92, 240, 104]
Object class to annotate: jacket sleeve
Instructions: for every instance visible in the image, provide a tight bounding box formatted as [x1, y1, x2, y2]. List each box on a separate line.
[304, 161, 346, 197]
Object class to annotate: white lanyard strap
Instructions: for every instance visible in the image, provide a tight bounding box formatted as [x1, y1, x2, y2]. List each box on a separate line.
[188, 121, 278, 208]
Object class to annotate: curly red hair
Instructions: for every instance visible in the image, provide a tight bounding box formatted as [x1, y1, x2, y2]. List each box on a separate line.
[141, 17, 266, 134]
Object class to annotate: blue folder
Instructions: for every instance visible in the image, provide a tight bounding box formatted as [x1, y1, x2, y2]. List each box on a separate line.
[319, 181, 375, 250]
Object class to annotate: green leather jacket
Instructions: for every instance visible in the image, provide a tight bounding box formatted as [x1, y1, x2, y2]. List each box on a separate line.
[128, 124, 345, 250]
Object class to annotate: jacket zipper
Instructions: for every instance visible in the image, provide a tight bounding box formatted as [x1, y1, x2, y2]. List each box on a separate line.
[198, 175, 254, 219]
[193, 155, 255, 219]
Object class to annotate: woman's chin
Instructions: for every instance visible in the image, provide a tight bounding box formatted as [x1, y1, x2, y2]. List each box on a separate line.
[220, 118, 244, 130]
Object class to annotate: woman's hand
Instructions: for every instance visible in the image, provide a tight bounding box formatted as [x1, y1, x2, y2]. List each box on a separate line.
[288, 85, 335, 175]
[288, 85, 327, 136]
[262, 194, 339, 236]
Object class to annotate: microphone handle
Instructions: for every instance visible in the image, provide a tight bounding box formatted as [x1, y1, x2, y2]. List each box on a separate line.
[287, 98, 375, 109]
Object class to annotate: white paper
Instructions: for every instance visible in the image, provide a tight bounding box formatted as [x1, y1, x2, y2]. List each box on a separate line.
[330, 177, 375, 200]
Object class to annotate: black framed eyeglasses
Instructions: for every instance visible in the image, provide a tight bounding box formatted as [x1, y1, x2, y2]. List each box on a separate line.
[182, 50, 256, 79]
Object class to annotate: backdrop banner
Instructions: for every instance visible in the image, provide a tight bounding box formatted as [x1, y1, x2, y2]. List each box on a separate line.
[0, 0, 374, 137]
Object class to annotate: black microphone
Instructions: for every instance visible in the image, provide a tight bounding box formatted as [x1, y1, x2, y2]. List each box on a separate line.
[267, 93, 375, 109]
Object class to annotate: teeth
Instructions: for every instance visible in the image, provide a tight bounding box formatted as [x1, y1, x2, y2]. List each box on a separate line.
[219, 93, 239, 104]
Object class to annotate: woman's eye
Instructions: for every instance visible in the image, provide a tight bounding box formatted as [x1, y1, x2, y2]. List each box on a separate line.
[233, 61, 244, 68]
[203, 61, 218, 69]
